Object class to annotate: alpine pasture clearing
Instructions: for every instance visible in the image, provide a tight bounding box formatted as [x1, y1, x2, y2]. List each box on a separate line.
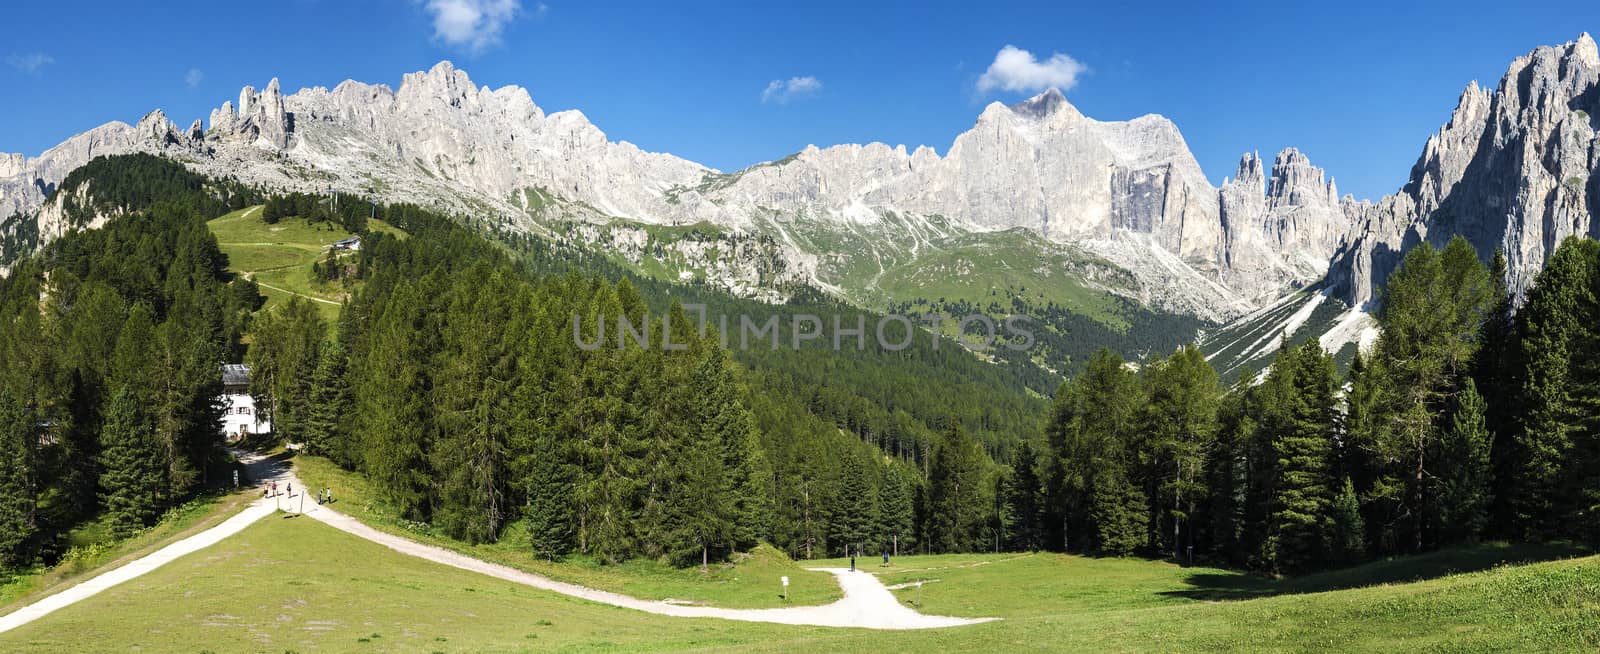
[5, 508, 1596, 652]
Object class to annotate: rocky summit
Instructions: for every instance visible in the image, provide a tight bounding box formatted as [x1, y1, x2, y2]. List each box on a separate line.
[4, 34, 1599, 333]
[1326, 33, 1600, 308]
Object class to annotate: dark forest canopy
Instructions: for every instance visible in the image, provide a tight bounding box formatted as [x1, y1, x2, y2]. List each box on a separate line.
[1028, 236, 1600, 573]
[4, 154, 1597, 577]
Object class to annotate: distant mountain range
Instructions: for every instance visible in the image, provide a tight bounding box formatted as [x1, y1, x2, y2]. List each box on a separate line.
[3, 33, 1596, 377]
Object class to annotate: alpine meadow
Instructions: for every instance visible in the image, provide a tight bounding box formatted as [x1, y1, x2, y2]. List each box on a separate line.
[2, 3, 1600, 652]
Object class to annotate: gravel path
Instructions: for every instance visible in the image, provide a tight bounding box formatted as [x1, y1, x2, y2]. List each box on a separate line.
[299, 497, 994, 629]
[0, 450, 288, 635]
[2, 450, 995, 633]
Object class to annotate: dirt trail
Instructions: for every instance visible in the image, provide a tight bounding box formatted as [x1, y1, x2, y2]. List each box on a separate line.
[0, 450, 288, 635]
[2, 450, 995, 633]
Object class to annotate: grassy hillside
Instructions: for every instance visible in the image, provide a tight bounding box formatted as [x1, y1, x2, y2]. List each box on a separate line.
[206, 206, 406, 323]
[294, 454, 842, 609]
[4, 515, 1595, 653]
[0, 488, 259, 614]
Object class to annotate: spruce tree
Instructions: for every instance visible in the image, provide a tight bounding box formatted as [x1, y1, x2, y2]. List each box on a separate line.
[1265, 340, 1338, 573]
[524, 449, 574, 561]
[1510, 237, 1600, 540]
[98, 387, 164, 537]
[928, 421, 988, 553]
[0, 391, 38, 568]
[1004, 441, 1045, 551]
[1330, 477, 1366, 565]
[1435, 380, 1492, 544]
[877, 462, 916, 556]
[304, 340, 350, 462]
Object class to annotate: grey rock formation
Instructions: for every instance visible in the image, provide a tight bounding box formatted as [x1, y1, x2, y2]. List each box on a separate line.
[0, 58, 1393, 321]
[1218, 148, 1353, 303]
[1328, 33, 1600, 307]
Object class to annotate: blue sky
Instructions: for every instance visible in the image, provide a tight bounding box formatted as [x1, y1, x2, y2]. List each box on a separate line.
[3, 1, 1597, 200]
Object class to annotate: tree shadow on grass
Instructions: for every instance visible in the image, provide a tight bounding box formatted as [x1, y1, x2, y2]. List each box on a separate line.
[1164, 542, 1592, 601]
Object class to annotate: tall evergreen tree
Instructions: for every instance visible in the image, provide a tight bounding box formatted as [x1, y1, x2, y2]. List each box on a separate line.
[0, 391, 38, 569]
[304, 340, 351, 462]
[1004, 441, 1045, 551]
[1371, 236, 1492, 551]
[98, 387, 164, 537]
[877, 461, 916, 556]
[1264, 340, 1338, 573]
[927, 421, 988, 553]
[1509, 237, 1600, 540]
[1140, 345, 1220, 560]
[524, 448, 574, 561]
[1330, 477, 1366, 566]
[1435, 380, 1491, 544]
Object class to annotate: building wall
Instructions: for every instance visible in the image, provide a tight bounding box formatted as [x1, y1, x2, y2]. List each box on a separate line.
[219, 392, 270, 437]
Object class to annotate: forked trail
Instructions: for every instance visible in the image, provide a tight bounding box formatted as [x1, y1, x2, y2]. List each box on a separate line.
[0, 450, 995, 634]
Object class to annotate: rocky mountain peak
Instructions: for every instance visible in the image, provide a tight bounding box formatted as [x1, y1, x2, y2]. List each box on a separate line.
[1267, 147, 1337, 209]
[1328, 33, 1600, 309]
[1009, 87, 1080, 121]
[1572, 31, 1597, 66]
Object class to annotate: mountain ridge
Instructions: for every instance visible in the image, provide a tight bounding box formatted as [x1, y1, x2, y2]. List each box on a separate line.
[9, 36, 1593, 344]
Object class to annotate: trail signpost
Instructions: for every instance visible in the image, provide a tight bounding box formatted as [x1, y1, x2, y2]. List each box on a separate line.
[781, 576, 789, 601]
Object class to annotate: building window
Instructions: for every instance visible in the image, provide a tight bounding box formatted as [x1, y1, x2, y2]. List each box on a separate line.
[238, 407, 252, 415]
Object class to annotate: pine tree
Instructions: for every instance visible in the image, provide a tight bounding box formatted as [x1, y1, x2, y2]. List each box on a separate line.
[928, 421, 988, 553]
[1510, 237, 1600, 540]
[1140, 345, 1220, 560]
[98, 387, 164, 537]
[877, 462, 916, 557]
[304, 340, 350, 462]
[0, 391, 38, 568]
[1265, 340, 1338, 573]
[1004, 441, 1045, 551]
[1435, 380, 1492, 544]
[524, 448, 575, 561]
[1330, 477, 1365, 565]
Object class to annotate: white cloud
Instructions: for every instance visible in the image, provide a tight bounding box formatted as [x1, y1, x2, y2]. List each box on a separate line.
[976, 45, 1086, 94]
[761, 76, 823, 104]
[423, 0, 522, 53]
[185, 68, 205, 88]
[6, 53, 53, 75]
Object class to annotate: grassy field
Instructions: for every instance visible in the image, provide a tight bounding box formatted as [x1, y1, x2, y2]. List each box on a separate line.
[294, 454, 841, 609]
[3, 513, 1596, 653]
[0, 487, 258, 613]
[206, 206, 404, 323]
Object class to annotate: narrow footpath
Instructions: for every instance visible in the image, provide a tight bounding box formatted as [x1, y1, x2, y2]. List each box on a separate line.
[1, 450, 996, 633]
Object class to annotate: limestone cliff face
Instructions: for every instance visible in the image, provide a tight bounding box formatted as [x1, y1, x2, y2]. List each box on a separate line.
[3, 63, 1318, 319]
[1217, 148, 1353, 304]
[1327, 33, 1600, 307]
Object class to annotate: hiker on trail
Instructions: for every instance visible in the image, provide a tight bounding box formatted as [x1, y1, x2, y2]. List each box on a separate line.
[287, 482, 292, 496]
[850, 550, 856, 572]
[271, 481, 277, 497]
[883, 551, 889, 566]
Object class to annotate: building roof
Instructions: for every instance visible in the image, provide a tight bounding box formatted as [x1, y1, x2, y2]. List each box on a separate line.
[222, 364, 251, 387]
